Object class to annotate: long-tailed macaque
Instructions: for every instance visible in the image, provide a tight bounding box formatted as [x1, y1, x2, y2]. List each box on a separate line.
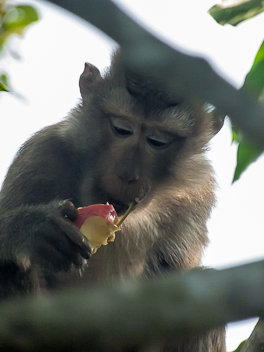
[0, 50, 225, 351]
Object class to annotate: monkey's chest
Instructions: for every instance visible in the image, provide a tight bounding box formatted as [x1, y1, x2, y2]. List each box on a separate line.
[81, 240, 148, 284]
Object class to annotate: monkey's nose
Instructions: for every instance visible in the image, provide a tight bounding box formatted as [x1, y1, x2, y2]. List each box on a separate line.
[118, 171, 140, 184]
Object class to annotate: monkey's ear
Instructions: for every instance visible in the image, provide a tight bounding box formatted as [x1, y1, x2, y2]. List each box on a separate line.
[79, 63, 102, 98]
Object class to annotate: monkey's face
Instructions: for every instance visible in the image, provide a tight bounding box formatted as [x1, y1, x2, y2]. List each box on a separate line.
[96, 122, 183, 213]
[82, 94, 198, 215]
[79, 56, 224, 215]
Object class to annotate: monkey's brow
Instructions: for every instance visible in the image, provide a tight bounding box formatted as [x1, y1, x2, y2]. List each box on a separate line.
[102, 88, 136, 115]
[102, 100, 135, 119]
[149, 113, 195, 136]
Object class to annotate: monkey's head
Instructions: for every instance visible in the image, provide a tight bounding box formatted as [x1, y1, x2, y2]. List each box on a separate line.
[76, 51, 224, 214]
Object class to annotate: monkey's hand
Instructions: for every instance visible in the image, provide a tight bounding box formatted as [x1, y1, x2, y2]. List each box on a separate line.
[0, 200, 92, 273]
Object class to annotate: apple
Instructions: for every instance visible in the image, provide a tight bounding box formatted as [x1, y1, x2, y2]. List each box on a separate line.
[75, 204, 120, 254]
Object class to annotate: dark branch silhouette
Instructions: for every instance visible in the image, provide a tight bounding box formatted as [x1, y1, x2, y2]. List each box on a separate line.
[45, 0, 264, 148]
[0, 261, 264, 351]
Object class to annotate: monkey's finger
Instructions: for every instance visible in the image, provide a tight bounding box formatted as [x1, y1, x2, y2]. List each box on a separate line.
[68, 229, 92, 257]
[60, 200, 78, 222]
[67, 227, 91, 252]
[56, 217, 92, 254]
[75, 244, 92, 261]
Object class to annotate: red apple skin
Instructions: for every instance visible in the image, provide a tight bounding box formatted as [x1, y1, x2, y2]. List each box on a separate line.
[75, 204, 118, 229]
[75, 204, 120, 254]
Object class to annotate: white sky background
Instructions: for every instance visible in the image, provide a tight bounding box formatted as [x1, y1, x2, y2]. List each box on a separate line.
[0, 0, 264, 350]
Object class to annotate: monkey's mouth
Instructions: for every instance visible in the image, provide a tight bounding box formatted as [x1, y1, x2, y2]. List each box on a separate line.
[92, 185, 132, 215]
[92, 183, 147, 216]
[107, 198, 130, 216]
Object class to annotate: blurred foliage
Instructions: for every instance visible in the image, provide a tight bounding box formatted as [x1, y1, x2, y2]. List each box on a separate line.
[232, 41, 264, 181]
[209, 0, 264, 26]
[232, 134, 263, 182]
[210, 1, 264, 181]
[0, 72, 8, 91]
[242, 41, 264, 98]
[0, 0, 39, 93]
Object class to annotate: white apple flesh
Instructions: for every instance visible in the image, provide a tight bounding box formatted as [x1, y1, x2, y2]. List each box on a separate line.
[75, 204, 120, 254]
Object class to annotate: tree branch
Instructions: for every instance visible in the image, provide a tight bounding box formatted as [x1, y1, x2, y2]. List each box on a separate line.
[45, 0, 264, 148]
[1, 261, 264, 351]
[10, 2, 263, 350]
[240, 318, 264, 352]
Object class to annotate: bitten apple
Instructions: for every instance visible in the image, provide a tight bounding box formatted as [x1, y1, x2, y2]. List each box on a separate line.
[75, 204, 120, 254]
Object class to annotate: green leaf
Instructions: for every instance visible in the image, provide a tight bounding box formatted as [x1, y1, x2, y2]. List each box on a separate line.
[0, 5, 39, 49]
[251, 40, 264, 69]
[242, 60, 264, 98]
[233, 137, 263, 182]
[232, 40, 264, 181]
[0, 73, 8, 86]
[0, 73, 9, 92]
[0, 81, 9, 92]
[232, 127, 243, 143]
[2, 5, 39, 31]
[209, 0, 264, 26]
[241, 41, 264, 99]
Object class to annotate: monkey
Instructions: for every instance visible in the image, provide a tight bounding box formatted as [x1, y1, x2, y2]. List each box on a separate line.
[0, 50, 226, 351]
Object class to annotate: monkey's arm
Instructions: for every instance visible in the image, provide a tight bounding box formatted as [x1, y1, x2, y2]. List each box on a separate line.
[0, 201, 91, 298]
[0, 124, 91, 298]
[139, 181, 216, 276]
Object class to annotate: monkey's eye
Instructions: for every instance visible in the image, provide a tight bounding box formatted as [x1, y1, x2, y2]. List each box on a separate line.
[111, 119, 133, 138]
[147, 133, 173, 150]
[147, 138, 170, 149]
[114, 126, 132, 137]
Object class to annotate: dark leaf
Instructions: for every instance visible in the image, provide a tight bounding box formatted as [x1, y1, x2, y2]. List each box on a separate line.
[232, 40, 264, 181]
[209, 0, 264, 26]
[242, 60, 264, 98]
[242, 41, 264, 98]
[233, 137, 263, 182]
[251, 40, 264, 69]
